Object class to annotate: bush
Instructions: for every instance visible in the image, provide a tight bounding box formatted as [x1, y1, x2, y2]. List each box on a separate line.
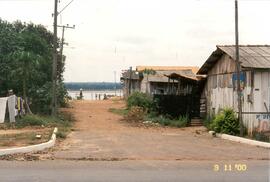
[15, 112, 74, 128]
[252, 131, 270, 143]
[56, 129, 68, 139]
[210, 108, 239, 135]
[145, 114, 188, 128]
[203, 117, 212, 129]
[127, 92, 153, 111]
[16, 115, 46, 127]
[125, 106, 146, 122]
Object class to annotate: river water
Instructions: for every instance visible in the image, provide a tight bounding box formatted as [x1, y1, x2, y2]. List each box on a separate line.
[68, 90, 123, 100]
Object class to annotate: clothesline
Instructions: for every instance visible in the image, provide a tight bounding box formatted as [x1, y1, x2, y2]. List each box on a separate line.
[0, 95, 25, 123]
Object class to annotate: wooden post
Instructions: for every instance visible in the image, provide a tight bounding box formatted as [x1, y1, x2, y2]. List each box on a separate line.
[51, 0, 58, 116]
[128, 67, 132, 96]
[235, 0, 244, 136]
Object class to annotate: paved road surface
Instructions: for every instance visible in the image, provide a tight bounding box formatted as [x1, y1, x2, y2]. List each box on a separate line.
[1, 100, 269, 181]
[0, 160, 269, 182]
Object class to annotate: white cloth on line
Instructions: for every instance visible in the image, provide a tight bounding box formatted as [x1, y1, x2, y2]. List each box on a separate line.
[0, 97, 8, 123]
[8, 95, 16, 123]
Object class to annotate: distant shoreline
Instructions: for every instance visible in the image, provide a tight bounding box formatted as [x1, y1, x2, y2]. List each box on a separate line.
[65, 82, 122, 91]
[68, 89, 123, 100]
[67, 89, 122, 91]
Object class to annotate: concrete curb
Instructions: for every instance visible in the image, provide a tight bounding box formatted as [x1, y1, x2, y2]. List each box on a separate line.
[0, 127, 58, 156]
[209, 131, 270, 149]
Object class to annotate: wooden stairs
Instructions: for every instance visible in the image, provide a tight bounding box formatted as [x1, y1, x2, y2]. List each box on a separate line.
[190, 117, 203, 127]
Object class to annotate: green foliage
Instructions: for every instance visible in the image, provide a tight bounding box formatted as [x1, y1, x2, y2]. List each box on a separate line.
[56, 131, 67, 139]
[0, 20, 68, 114]
[16, 115, 46, 127]
[143, 69, 156, 75]
[127, 91, 154, 111]
[125, 106, 146, 122]
[145, 114, 188, 128]
[16, 112, 74, 129]
[203, 116, 212, 129]
[252, 131, 270, 143]
[56, 127, 70, 139]
[124, 92, 188, 128]
[210, 108, 240, 135]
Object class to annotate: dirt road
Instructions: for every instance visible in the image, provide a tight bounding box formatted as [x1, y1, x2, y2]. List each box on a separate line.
[53, 100, 269, 161]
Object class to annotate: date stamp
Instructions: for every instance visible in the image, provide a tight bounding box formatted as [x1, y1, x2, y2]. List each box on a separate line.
[213, 164, 247, 172]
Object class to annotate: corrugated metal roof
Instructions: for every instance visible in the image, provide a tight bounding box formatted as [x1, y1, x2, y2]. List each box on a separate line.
[165, 73, 198, 81]
[136, 66, 199, 74]
[147, 70, 196, 83]
[198, 45, 270, 74]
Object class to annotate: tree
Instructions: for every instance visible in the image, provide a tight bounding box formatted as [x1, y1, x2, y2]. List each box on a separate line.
[0, 20, 68, 114]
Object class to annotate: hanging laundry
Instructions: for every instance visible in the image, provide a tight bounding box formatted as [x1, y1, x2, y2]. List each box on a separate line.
[16, 97, 25, 116]
[0, 97, 8, 123]
[8, 95, 16, 123]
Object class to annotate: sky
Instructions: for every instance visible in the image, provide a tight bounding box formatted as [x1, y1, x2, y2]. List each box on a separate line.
[0, 0, 270, 82]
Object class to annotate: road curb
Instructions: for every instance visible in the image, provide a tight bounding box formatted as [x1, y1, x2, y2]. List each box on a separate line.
[0, 127, 58, 156]
[209, 131, 270, 149]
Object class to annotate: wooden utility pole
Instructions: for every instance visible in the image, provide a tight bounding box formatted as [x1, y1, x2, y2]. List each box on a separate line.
[235, 0, 244, 136]
[128, 67, 132, 96]
[52, 0, 58, 116]
[114, 71, 117, 96]
[51, 0, 75, 116]
[58, 24, 75, 63]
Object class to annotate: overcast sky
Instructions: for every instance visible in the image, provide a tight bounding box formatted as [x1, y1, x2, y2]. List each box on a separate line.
[0, 0, 270, 82]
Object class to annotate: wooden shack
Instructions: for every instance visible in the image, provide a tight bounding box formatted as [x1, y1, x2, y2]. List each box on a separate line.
[198, 45, 270, 134]
[136, 66, 199, 96]
[155, 70, 201, 118]
[120, 70, 141, 98]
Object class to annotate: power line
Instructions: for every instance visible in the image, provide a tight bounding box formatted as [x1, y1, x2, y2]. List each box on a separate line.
[58, 24, 75, 65]
[58, 0, 75, 15]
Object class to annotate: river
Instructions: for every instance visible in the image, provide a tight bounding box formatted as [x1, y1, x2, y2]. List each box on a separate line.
[68, 89, 123, 100]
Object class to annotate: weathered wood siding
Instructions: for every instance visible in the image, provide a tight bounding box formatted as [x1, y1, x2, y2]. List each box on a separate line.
[122, 79, 141, 98]
[203, 54, 270, 134]
[140, 74, 150, 94]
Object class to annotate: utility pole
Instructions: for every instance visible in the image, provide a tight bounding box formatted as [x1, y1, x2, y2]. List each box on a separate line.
[235, 0, 243, 136]
[128, 67, 132, 96]
[52, 0, 58, 116]
[114, 71, 117, 96]
[58, 24, 75, 63]
[51, 0, 75, 116]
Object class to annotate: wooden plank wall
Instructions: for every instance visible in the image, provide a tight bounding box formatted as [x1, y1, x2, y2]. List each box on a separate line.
[203, 54, 270, 134]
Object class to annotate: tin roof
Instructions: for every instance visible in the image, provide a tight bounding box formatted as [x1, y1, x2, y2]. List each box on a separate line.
[165, 73, 198, 81]
[147, 70, 196, 83]
[198, 45, 270, 74]
[136, 66, 199, 75]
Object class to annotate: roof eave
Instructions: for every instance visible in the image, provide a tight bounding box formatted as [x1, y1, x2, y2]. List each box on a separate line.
[197, 47, 224, 74]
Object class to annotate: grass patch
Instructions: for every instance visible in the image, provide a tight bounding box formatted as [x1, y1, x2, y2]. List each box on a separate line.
[56, 127, 71, 139]
[15, 112, 73, 129]
[109, 108, 128, 116]
[0, 130, 52, 147]
[0, 111, 75, 141]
